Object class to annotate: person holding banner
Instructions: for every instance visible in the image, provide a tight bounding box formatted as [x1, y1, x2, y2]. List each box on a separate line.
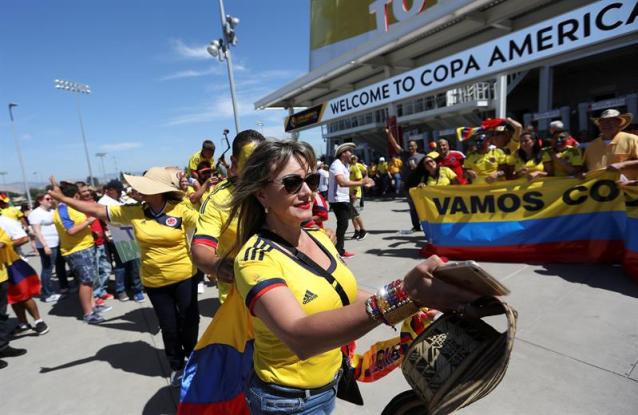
[509, 132, 547, 181]
[49, 168, 200, 386]
[222, 139, 478, 414]
[542, 131, 584, 177]
[585, 109, 638, 180]
[462, 135, 508, 185]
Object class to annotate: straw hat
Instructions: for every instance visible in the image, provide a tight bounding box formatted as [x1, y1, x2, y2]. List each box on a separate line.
[425, 151, 440, 160]
[335, 142, 356, 157]
[592, 109, 632, 130]
[123, 167, 182, 195]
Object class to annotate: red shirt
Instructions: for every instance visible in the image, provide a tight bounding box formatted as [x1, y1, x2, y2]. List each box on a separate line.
[438, 151, 467, 184]
[303, 193, 329, 229]
[90, 219, 106, 246]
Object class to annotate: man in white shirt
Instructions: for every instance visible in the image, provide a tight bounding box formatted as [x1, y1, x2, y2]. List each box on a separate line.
[328, 143, 371, 258]
[98, 180, 145, 302]
[317, 161, 329, 199]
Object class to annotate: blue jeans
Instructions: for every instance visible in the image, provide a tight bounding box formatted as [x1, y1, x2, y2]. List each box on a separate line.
[37, 246, 59, 299]
[393, 173, 402, 194]
[247, 373, 339, 415]
[114, 259, 143, 295]
[93, 244, 113, 298]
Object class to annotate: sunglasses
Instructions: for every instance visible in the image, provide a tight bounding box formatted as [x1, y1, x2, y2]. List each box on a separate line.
[273, 172, 320, 194]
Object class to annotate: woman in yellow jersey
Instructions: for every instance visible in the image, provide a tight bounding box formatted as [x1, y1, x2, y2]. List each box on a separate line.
[507, 132, 547, 181]
[222, 140, 479, 414]
[410, 151, 459, 187]
[49, 167, 199, 386]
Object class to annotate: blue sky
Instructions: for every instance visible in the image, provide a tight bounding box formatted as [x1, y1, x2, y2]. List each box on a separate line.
[0, 0, 323, 186]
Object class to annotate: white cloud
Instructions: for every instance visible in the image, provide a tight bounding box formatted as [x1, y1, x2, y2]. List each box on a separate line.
[170, 38, 209, 60]
[160, 66, 225, 81]
[100, 142, 143, 152]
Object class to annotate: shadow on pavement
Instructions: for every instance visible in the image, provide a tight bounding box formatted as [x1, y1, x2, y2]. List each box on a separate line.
[198, 297, 221, 318]
[47, 295, 83, 320]
[40, 340, 167, 377]
[535, 264, 638, 298]
[365, 247, 420, 259]
[100, 308, 160, 335]
[143, 385, 178, 415]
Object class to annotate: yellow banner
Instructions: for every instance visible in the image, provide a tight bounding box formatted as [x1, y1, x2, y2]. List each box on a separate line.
[410, 170, 624, 224]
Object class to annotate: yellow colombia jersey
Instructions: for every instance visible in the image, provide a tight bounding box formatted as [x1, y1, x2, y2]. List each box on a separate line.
[377, 162, 388, 174]
[235, 228, 357, 389]
[188, 151, 215, 176]
[389, 158, 403, 174]
[508, 152, 545, 175]
[463, 148, 507, 184]
[0, 206, 24, 222]
[542, 147, 584, 177]
[0, 228, 17, 283]
[349, 164, 363, 199]
[53, 203, 95, 256]
[426, 166, 457, 186]
[107, 201, 198, 288]
[192, 179, 236, 302]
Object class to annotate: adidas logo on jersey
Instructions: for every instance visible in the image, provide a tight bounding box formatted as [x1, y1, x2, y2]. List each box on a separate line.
[302, 290, 318, 304]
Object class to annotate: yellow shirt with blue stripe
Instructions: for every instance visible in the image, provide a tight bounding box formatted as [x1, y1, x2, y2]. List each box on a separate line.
[107, 201, 198, 288]
[192, 179, 236, 302]
[53, 203, 95, 256]
[235, 228, 357, 389]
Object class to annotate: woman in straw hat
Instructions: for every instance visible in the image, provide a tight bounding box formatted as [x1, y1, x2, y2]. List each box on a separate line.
[221, 140, 478, 414]
[48, 167, 199, 386]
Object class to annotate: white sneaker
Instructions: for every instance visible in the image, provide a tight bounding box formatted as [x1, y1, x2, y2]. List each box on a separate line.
[44, 294, 61, 303]
[197, 282, 205, 294]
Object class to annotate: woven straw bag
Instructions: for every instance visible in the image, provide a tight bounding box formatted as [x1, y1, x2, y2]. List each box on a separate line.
[401, 297, 517, 415]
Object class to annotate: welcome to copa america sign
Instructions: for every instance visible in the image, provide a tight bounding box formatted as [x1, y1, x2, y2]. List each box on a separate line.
[285, 0, 638, 132]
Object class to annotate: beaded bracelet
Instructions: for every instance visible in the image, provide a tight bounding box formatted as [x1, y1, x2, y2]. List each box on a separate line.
[365, 279, 419, 327]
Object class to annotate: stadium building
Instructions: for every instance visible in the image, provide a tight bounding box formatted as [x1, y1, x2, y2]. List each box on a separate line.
[255, 0, 638, 160]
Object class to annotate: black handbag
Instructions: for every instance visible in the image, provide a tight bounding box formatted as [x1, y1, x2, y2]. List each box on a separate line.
[260, 230, 364, 405]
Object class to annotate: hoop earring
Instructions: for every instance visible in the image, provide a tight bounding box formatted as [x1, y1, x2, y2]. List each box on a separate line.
[264, 206, 269, 214]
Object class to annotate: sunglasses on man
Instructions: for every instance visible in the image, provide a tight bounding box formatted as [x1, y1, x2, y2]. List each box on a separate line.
[273, 172, 321, 194]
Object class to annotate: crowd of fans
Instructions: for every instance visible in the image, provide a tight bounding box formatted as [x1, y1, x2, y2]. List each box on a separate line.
[0, 108, 636, 413]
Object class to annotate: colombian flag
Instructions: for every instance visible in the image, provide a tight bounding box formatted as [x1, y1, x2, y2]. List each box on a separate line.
[455, 127, 482, 142]
[412, 171, 626, 264]
[178, 287, 254, 415]
[7, 258, 41, 304]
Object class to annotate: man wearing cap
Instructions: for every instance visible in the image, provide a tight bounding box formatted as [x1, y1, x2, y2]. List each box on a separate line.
[187, 140, 216, 178]
[549, 120, 579, 147]
[542, 132, 584, 177]
[328, 142, 372, 258]
[98, 180, 144, 303]
[585, 109, 638, 180]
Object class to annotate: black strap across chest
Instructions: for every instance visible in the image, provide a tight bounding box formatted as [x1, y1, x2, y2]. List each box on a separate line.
[259, 229, 350, 306]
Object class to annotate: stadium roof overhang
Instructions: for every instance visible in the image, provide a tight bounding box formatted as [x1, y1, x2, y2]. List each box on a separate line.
[254, 0, 595, 112]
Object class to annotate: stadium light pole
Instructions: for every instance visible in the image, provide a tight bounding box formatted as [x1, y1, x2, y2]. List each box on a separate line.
[54, 79, 96, 187]
[7, 103, 32, 207]
[256, 121, 264, 133]
[207, 0, 241, 134]
[95, 152, 107, 181]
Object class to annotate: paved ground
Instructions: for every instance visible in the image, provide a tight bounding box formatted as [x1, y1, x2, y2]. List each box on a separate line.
[2, 198, 637, 414]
